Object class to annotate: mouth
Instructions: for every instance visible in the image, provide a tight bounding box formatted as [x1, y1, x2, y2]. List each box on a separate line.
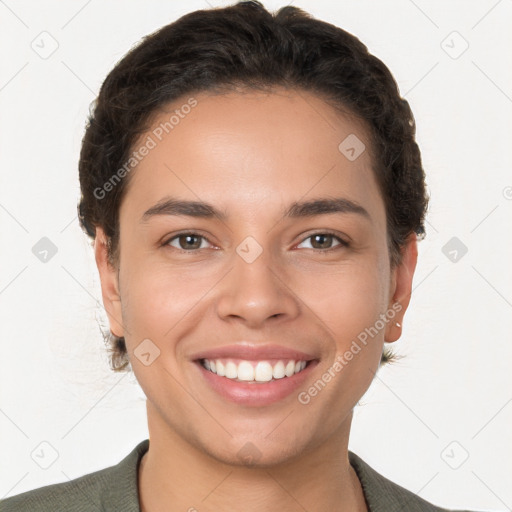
[193, 354, 319, 406]
[199, 357, 312, 383]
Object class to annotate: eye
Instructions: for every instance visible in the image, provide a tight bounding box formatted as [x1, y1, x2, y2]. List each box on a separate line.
[165, 233, 211, 251]
[163, 231, 348, 253]
[296, 232, 348, 251]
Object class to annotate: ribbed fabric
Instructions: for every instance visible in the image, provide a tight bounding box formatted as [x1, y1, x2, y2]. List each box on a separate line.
[1, 440, 475, 511]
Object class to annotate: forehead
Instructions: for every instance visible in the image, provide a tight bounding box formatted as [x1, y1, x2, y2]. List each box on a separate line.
[120, 88, 385, 224]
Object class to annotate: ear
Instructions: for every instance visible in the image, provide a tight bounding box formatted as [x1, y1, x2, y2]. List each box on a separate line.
[384, 233, 418, 343]
[94, 227, 124, 338]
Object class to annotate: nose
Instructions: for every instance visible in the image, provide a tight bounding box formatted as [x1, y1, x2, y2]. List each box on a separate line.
[215, 245, 300, 328]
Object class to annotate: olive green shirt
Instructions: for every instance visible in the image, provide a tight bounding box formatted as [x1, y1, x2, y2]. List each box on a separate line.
[1, 439, 474, 511]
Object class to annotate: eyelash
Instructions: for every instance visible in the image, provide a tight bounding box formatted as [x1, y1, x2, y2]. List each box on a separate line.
[162, 231, 349, 253]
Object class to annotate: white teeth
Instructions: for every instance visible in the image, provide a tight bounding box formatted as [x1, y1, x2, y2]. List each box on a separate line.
[237, 361, 254, 381]
[201, 358, 309, 382]
[255, 361, 273, 382]
[273, 361, 285, 379]
[225, 361, 237, 379]
[216, 360, 225, 377]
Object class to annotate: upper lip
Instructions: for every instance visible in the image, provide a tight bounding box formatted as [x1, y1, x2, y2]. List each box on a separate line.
[190, 343, 318, 362]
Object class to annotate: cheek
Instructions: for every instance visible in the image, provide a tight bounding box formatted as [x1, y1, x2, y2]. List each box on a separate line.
[295, 257, 390, 344]
[119, 260, 223, 350]
[290, 259, 391, 435]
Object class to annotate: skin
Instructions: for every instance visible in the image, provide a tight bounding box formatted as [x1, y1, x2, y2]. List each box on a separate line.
[95, 88, 418, 512]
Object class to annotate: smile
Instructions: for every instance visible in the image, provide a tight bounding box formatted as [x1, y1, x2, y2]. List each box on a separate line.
[200, 358, 309, 383]
[195, 358, 319, 406]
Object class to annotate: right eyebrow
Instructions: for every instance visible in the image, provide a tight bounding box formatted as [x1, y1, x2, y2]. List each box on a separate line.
[141, 197, 228, 223]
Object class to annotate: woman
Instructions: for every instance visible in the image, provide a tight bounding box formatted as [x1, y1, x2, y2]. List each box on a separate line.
[1, 2, 478, 510]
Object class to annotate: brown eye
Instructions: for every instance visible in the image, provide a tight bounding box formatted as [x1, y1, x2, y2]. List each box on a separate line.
[310, 234, 334, 249]
[296, 233, 346, 251]
[167, 233, 208, 251]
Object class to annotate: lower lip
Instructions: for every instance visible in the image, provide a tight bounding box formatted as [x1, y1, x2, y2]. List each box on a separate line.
[195, 360, 318, 406]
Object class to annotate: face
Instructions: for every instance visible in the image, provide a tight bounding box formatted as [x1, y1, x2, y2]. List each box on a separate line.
[96, 88, 417, 466]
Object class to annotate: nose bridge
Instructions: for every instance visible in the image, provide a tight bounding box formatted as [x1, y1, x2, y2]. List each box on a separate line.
[215, 236, 299, 326]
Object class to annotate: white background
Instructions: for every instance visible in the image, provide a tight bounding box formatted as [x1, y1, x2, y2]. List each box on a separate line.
[1, 1, 511, 510]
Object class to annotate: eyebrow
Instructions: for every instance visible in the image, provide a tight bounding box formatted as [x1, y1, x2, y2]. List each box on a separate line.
[141, 196, 370, 222]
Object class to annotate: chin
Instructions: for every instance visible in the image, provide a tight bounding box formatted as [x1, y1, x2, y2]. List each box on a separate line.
[209, 443, 306, 469]
[196, 429, 316, 469]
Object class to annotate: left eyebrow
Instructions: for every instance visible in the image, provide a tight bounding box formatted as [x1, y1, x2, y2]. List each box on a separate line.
[284, 197, 371, 221]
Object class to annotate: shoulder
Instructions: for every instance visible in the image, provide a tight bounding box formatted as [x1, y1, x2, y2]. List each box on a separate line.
[0, 439, 149, 512]
[349, 451, 474, 512]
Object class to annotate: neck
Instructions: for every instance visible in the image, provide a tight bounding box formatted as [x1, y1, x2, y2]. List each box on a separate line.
[138, 404, 367, 512]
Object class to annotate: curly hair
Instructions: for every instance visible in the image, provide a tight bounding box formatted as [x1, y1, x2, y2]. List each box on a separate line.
[78, 1, 428, 371]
